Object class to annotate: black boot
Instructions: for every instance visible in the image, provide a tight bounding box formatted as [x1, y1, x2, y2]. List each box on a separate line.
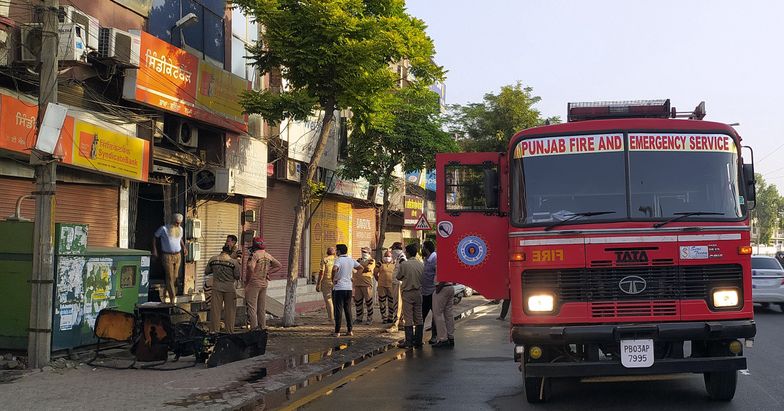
[413, 325, 424, 348]
[397, 326, 414, 349]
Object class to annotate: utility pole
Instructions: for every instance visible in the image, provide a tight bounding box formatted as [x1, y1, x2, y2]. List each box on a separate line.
[28, 0, 59, 369]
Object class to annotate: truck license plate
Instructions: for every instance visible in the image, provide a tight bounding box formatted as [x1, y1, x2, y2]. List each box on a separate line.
[621, 339, 654, 368]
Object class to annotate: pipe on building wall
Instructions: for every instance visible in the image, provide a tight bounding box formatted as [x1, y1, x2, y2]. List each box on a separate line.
[7, 195, 35, 222]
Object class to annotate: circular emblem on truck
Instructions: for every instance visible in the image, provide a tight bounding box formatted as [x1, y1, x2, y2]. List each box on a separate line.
[618, 276, 647, 295]
[457, 235, 488, 267]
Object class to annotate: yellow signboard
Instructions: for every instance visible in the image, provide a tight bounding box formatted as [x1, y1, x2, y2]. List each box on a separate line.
[70, 120, 150, 181]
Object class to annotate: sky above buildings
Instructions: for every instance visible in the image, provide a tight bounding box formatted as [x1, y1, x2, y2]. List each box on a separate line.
[407, 0, 784, 188]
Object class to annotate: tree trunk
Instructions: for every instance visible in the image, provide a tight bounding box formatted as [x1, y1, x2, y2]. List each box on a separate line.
[374, 176, 393, 262]
[283, 102, 336, 327]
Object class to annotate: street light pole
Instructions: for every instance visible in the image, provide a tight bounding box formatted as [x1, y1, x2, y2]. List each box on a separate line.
[28, 0, 59, 369]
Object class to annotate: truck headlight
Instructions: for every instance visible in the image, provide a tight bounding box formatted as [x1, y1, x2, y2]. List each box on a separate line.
[712, 288, 739, 308]
[527, 293, 555, 312]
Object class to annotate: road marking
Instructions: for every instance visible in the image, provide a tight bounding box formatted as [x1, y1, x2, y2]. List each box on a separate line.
[740, 369, 751, 376]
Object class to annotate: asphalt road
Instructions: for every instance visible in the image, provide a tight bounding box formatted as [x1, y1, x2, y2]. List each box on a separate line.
[303, 304, 784, 411]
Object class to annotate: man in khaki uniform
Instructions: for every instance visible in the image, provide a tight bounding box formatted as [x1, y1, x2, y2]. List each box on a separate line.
[354, 246, 376, 325]
[316, 247, 336, 324]
[205, 245, 241, 333]
[375, 250, 397, 324]
[396, 243, 424, 349]
[388, 242, 407, 331]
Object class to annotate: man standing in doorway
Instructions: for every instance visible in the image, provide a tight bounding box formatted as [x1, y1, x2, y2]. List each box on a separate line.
[396, 243, 424, 349]
[152, 213, 188, 303]
[354, 246, 376, 325]
[316, 247, 337, 324]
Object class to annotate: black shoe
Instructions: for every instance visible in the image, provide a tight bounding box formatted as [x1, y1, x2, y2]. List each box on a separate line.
[432, 340, 452, 348]
[448, 338, 455, 347]
[413, 325, 424, 348]
[398, 326, 414, 349]
[354, 318, 363, 325]
[428, 337, 438, 345]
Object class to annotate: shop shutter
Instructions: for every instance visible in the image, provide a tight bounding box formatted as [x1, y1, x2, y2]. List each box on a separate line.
[263, 183, 304, 280]
[194, 200, 241, 291]
[352, 207, 376, 257]
[0, 177, 119, 247]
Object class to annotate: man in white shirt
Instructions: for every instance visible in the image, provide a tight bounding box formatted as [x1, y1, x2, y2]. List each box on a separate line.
[331, 243, 362, 337]
[152, 213, 188, 303]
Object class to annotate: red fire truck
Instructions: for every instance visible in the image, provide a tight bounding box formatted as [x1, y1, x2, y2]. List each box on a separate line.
[435, 100, 756, 403]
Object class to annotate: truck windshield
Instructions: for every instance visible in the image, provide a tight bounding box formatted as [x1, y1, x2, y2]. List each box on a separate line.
[511, 133, 743, 226]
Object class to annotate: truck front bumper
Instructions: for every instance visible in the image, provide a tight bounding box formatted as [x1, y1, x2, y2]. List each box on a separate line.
[512, 320, 756, 345]
[513, 320, 755, 378]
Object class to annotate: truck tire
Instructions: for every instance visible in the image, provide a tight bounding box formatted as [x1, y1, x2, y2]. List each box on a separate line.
[524, 375, 551, 403]
[704, 370, 737, 401]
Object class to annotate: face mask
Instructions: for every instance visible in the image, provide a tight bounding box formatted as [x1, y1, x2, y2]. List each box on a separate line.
[383, 257, 392, 263]
[391, 249, 402, 258]
[361, 252, 370, 259]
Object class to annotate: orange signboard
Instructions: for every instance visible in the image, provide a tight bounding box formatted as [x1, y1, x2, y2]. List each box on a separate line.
[132, 31, 199, 118]
[0, 95, 38, 153]
[0, 94, 72, 160]
[124, 30, 248, 132]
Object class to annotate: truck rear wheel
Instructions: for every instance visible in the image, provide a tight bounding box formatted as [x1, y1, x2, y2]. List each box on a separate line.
[524, 375, 551, 403]
[704, 370, 737, 401]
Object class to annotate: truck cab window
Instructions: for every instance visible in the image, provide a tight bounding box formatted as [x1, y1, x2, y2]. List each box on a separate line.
[445, 164, 498, 211]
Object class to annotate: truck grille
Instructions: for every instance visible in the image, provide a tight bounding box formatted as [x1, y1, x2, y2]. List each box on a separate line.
[522, 264, 743, 316]
[591, 301, 678, 318]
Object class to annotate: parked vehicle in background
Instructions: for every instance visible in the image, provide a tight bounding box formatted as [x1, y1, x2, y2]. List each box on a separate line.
[752, 255, 784, 309]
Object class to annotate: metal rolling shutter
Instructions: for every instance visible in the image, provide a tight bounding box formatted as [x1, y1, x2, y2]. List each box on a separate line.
[352, 207, 376, 257]
[263, 183, 304, 280]
[0, 177, 119, 247]
[194, 200, 241, 291]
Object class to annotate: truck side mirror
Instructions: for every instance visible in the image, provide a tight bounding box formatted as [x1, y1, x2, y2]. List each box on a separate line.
[743, 163, 756, 208]
[483, 167, 499, 209]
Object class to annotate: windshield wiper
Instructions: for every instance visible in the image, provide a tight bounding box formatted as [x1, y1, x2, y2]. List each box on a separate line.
[653, 211, 726, 228]
[544, 211, 616, 231]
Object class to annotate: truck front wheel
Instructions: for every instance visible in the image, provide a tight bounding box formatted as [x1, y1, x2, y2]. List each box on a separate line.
[704, 370, 738, 401]
[524, 375, 551, 403]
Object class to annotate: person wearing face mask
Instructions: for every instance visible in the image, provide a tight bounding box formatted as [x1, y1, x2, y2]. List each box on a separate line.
[353, 246, 376, 325]
[375, 249, 397, 324]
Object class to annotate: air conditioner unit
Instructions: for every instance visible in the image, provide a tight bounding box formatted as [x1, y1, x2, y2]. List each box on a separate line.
[58, 5, 99, 50]
[98, 27, 140, 66]
[21, 23, 87, 63]
[193, 168, 235, 194]
[177, 121, 199, 148]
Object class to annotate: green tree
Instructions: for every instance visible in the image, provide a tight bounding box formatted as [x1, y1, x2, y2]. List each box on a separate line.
[341, 84, 457, 260]
[234, 0, 443, 326]
[446, 82, 560, 152]
[753, 173, 781, 245]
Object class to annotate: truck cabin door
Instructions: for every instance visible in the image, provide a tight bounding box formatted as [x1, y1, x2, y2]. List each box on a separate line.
[436, 152, 509, 299]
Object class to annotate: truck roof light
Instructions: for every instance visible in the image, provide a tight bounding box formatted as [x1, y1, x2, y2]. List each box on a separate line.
[567, 99, 671, 122]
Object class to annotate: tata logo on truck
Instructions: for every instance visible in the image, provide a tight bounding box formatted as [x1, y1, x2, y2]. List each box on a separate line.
[615, 250, 649, 263]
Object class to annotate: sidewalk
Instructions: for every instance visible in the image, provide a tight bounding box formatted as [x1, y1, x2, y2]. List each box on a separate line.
[0, 297, 490, 410]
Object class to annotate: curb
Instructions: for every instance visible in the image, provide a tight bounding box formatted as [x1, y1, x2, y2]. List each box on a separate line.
[237, 299, 494, 410]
